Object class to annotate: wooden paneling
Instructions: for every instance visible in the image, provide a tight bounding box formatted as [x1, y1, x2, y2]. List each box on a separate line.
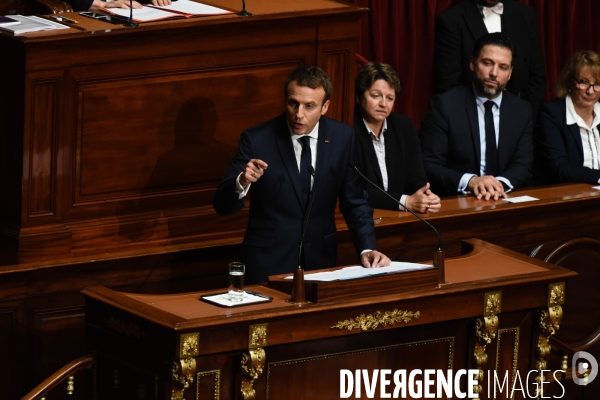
[28, 78, 58, 217]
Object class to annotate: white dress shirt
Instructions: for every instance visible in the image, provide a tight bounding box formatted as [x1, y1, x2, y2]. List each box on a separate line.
[478, 2, 503, 33]
[458, 88, 513, 193]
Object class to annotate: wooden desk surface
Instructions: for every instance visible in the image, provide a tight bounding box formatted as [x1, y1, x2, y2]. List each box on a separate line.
[83, 240, 573, 334]
[1, 0, 356, 39]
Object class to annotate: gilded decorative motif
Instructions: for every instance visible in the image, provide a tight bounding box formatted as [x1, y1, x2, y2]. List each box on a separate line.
[197, 369, 220, 400]
[484, 291, 501, 316]
[171, 357, 196, 400]
[494, 328, 520, 398]
[548, 282, 566, 306]
[241, 347, 266, 400]
[249, 323, 268, 349]
[66, 376, 74, 395]
[473, 293, 500, 400]
[103, 316, 144, 339]
[180, 332, 200, 358]
[536, 306, 563, 371]
[330, 309, 420, 331]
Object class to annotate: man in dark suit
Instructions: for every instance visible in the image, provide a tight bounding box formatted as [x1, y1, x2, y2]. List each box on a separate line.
[213, 66, 390, 283]
[435, 0, 546, 117]
[420, 33, 533, 200]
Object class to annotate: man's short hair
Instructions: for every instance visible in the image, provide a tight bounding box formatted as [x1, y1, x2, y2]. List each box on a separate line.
[355, 62, 401, 100]
[471, 32, 516, 64]
[285, 66, 332, 104]
[555, 50, 600, 98]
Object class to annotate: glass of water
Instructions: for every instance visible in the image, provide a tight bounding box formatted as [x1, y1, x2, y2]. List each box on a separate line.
[228, 262, 245, 301]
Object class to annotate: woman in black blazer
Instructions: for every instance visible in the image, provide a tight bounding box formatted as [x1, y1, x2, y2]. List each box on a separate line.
[354, 62, 440, 213]
[535, 50, 600, 184]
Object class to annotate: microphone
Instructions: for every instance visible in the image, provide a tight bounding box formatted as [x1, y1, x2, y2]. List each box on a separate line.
[124, 0, 139, 28]
[291, 165, 317, 303]
[349, 162, 446, 284]
[236, 0, 252, 16]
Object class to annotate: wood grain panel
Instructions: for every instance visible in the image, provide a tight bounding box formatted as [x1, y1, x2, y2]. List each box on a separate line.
[0, 304, 19, 400]
[28, 79, 58, 217]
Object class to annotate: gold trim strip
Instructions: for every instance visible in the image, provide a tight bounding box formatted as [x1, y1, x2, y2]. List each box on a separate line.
[196, 369, 220, 400]
[330, 309, 420, 331]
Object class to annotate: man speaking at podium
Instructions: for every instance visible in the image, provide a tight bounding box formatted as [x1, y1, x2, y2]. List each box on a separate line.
[213, 66, 390, 283]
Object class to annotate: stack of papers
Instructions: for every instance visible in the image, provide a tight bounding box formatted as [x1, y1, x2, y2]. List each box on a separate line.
[0, 15, 69, 35]
[0, 16, 21, 27]
[103, 0, 232, 22]
[285, 262, 434, 282]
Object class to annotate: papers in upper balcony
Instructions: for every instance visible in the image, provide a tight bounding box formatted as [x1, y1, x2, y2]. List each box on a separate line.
[0, 15, 69, 34]
[103, 0, 232, 22]
[148, 0, 233, 16]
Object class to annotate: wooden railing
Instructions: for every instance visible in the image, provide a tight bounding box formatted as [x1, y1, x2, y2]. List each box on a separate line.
[21, 356, 93, 400]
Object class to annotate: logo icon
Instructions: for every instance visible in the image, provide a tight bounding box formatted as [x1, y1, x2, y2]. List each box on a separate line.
[572, 351, 598, 385]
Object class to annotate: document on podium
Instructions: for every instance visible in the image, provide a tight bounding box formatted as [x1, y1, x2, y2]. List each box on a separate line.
[285, 262, 433, 282]
[104, 0, 232, 22]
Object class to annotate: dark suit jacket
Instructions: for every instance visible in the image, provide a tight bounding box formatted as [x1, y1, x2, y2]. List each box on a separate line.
[534, 98, 600, 184]
[419, 85, 533, 196]
[435, 0, 546, 117]
[213, 114, 376, 283]
[66, 0, 92, 11]
[353, 108, 428, 210]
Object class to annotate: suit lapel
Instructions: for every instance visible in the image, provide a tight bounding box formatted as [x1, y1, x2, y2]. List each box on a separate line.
[463, 0, 489, 39]
[465, 87, 482, 166]
[315, 118, 332, 191]
[569, 124, 584, 159]
[353, 110, 384, 185]
[274, 115, 305, 209]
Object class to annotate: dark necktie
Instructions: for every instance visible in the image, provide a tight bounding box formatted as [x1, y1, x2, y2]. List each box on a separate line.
[299, 135, 312, 206]
[484, 100, 497, 176]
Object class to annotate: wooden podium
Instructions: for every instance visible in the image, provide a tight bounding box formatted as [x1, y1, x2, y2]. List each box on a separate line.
[83, 240, 576, 399]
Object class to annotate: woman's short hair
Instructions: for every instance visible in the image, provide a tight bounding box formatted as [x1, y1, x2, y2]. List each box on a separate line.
[555, 50, 600, 98]
[355, 62, 401, 100]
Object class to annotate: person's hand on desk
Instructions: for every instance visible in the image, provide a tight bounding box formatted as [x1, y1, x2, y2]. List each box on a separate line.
[467, 175, 507, 201]
[361, 250, 391, 268]
[406, 183, 441, 213]
[90, 0, 143, 11]
[239, 159, 268, 188]
[151, 0, 172, 6]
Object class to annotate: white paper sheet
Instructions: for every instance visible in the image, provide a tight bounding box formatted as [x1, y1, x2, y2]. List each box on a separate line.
[502, 196, 539, 203]
[284, 262, 433, 281]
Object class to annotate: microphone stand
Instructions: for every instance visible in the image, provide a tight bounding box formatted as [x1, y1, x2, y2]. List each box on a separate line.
[236, 0, 252, 16]
[350, 163, 446, 285]
[124, 0, 139, 28]
[291, 165, 317, 304]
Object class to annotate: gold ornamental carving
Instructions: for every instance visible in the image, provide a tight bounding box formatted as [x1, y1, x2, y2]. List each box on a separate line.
[103, 316, 145, 339]
[548, 282, 565, 306]
[484, 291, 501, 316]
[536, 306, 563, 371]
[330, 309, 420, 332]
[473, 291, 501, 400]
[171, 357, 196, 400]
[249, 323, 268, 349]
[180, 332, 199, 358]
[240, 347, 266, 400]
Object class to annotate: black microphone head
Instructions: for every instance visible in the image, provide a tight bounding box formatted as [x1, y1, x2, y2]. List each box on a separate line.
[307, 165, 315, 176]
[349, 161, 357, 169]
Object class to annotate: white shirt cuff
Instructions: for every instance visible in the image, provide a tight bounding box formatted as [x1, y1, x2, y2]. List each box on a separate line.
[399, 194, 408, 210]
[496, 176, 513, 193]
[236, 172, 251, 199]
[458, 173, 477, 194]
